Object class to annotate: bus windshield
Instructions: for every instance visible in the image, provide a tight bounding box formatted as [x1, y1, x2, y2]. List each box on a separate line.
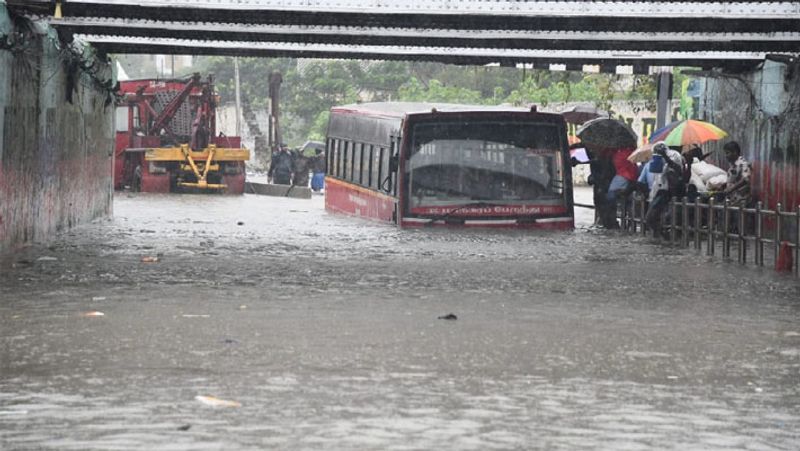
[407, 120, 565, 209]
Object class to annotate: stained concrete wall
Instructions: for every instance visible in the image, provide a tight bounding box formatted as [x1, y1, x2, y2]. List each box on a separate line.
[697, 60, 800, 212]
[0, 8, 114, 254]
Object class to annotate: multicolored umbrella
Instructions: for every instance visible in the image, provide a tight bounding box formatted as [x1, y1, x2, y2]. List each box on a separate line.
[649, 119, 728, 147]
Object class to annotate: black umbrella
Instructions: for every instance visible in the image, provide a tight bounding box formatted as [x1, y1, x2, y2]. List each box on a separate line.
[576, 117, 638, 150]
[560, 105, 609, 125]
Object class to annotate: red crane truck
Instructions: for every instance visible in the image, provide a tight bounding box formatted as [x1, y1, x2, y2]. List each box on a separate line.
[114, 73, 249, 194]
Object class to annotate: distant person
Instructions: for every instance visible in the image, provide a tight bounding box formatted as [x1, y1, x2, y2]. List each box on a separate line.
[683, 144, 707, 202]
[268, 145, 294, 185]
[310, 148, 326, 192]
[604, 147, 638, 228]
[722, 141, 752, 233]
[645, 142, 684, 238]
[583, 145, 616, 228]
[292, 149, 311, 187]
[722, 141, 752, 207]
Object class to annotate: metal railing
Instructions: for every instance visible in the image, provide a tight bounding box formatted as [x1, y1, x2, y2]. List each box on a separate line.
[619, 194, 800, 277]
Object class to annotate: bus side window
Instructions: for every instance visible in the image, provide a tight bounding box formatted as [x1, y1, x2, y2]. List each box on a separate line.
[353, 142, 363, 185]
[378, 147, 386, 192]
[368, 144, 376, 189]
[328, 138, 337, 178]
[347, 141, 354, 182]
[337, 140, 345, 178]
[342, 141, 350, 180]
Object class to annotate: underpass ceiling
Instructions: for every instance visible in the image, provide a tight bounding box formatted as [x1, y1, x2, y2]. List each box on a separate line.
[6, 0, 800, 69]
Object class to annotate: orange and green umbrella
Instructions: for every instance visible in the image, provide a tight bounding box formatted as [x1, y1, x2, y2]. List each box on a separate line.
[649, 119, 728, 147]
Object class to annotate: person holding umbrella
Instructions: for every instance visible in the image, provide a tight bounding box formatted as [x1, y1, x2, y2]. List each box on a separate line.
[645, 142, 685, 238]
[576, 118, 639, 229]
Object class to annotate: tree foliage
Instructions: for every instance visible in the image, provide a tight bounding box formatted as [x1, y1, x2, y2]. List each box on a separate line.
[184, 56, 670, 147]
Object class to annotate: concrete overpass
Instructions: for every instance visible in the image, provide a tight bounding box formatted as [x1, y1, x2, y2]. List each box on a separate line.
[7, 0, 800, 71]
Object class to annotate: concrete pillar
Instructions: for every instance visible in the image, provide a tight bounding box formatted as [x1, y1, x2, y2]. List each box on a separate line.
[656, 71, 673, 129]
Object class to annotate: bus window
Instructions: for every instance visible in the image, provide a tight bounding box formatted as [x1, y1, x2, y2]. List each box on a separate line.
[353, 143, 362, 185]
[328, 138, 336, 177]
[408, 120, 564, 208]
[367, 145, 376, 189]
[378, 147, 386, 191]
[342, 141, 350, 180]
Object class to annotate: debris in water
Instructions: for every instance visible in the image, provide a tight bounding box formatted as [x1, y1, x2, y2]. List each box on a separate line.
[91, 296, 107, 302]
[36, 256, 58, 262]
[83, 311, 105, 317]
[237, 221, 244, 226]
[195, 395, 241, 408]
[438, 313, 458, 320]
[141, 256, 159, 263]
[177, 424, 191, 431]
[182, 314, 210, 318]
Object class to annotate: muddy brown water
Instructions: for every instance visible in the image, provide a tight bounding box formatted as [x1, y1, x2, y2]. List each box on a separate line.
[1, 189, 798, 450]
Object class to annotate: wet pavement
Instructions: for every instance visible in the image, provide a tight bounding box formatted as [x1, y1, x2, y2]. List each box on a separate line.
[1, 187, 799, 450]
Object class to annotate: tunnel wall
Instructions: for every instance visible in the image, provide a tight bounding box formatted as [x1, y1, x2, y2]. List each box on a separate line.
[0, 9, 114, 255]
[696, 60, 800, 213]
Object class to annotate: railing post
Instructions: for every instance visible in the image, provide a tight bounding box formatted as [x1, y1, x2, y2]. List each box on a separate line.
[707, 197, 715, 256]
[755, 201, 763, 266]
[620, 196, 627, 231]
[628, 196, 635, 233]
[681, 196, 689, 247]
[694, 199, 702, 251]
[640, 195, 647, 236]
[774, 203, 783, 269]
[738, 204, 746, 264]
[723, 199, 730, 259]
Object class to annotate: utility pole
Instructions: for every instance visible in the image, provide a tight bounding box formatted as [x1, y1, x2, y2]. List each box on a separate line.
[268, 71, 283, 149]
[234, 57, 241, 137]
[655, 68, 673, 129]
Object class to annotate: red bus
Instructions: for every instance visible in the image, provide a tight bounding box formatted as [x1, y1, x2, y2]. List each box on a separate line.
[324, 102, 574, 229]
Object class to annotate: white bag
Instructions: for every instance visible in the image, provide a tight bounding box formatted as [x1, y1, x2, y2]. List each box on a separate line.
[689, 172, 709, 193]
[706, 173, 728, 190]
[691, 159, 726, 183]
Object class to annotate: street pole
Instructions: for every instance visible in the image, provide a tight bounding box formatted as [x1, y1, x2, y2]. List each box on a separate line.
[234, 57, 242, 137]
[655, 69, 673, 129]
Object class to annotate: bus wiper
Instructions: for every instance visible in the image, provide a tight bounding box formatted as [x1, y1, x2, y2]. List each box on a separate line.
[424, 201, 500, 226]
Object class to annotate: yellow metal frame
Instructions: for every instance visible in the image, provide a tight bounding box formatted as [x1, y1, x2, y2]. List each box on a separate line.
[145, 144, 250, 189]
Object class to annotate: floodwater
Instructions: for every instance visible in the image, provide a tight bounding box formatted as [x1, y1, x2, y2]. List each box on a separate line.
[1, 187, 799, 450]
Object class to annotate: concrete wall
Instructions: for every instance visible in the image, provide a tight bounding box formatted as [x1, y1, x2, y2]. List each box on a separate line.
[0, 9, 114, 254]
[697, 60, 800, 212]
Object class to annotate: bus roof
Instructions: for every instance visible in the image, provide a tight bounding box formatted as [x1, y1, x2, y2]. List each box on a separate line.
[330, 102, 547, 119]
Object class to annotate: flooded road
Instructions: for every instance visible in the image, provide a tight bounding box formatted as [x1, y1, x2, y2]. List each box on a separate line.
[1, 188, 799, 450]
